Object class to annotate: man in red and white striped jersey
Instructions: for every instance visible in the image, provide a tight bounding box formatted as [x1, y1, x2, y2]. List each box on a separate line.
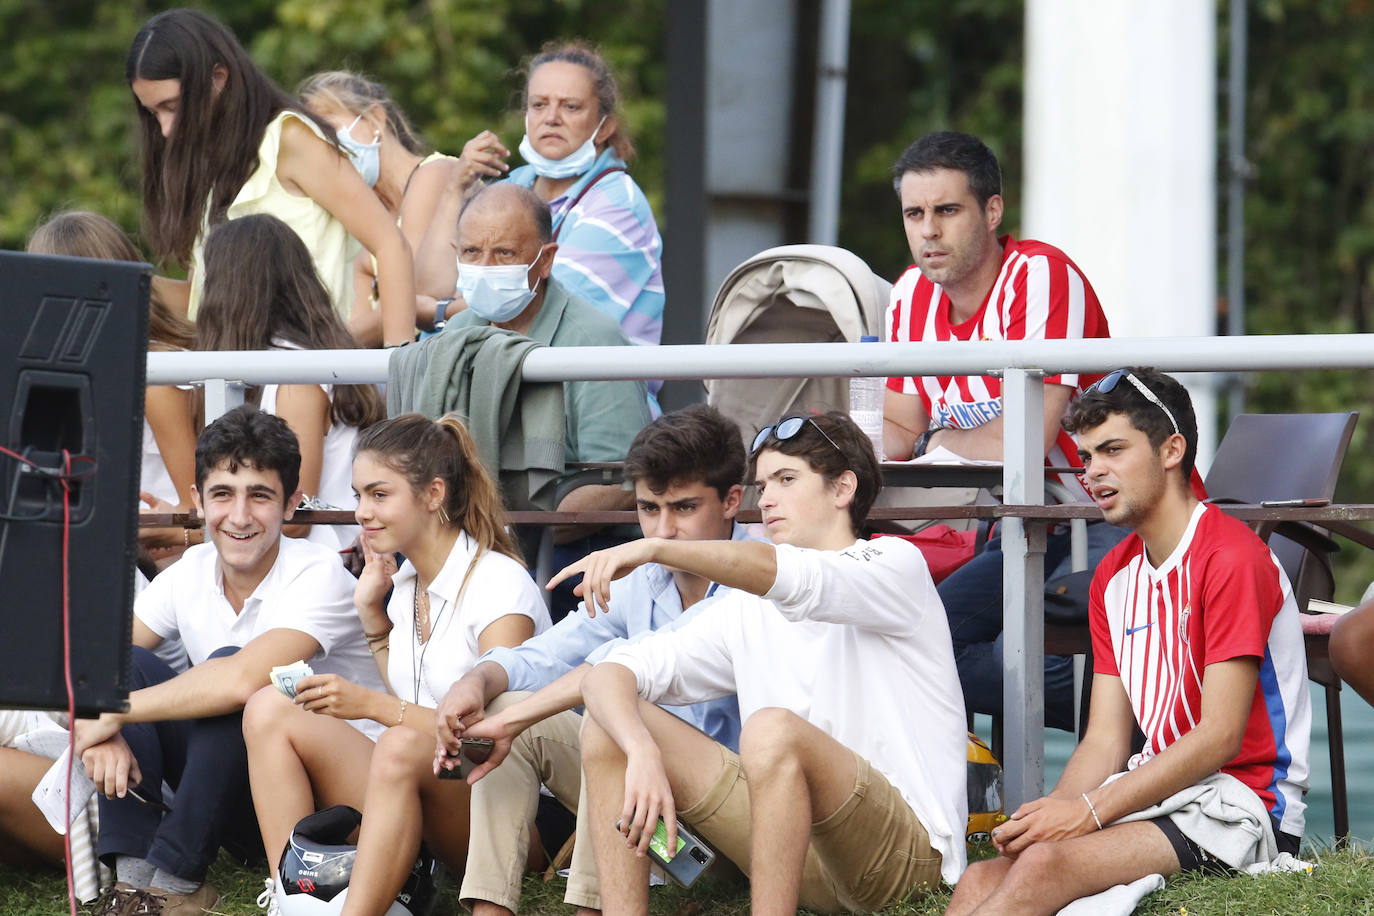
[947, 368, 1310, 916]
[881, 131, 1124, 731]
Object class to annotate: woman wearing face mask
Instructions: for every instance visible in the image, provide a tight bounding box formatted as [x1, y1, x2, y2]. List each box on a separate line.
[126, 8, 418, 348]
[415, 42, 664, 363]
[300, 71, 495, 347]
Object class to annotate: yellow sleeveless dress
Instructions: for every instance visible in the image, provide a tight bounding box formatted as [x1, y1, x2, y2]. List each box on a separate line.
[187, 110, 360, 320]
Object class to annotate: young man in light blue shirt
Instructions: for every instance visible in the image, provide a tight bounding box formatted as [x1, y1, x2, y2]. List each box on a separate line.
[432, 404, 752, 915]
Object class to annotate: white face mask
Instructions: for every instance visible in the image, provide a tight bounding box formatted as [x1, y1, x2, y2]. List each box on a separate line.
[456, 248, 547, 323]
[518, 116, 606, 179]
[337, 114, 380, 188]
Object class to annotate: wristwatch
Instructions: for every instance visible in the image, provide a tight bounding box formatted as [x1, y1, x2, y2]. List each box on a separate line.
[912, 428, 937, 458]
[433, 298, 454, 332]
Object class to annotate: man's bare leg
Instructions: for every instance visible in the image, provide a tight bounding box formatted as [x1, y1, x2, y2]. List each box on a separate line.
[580, 701, 737, 916]
[947, 821, 1180, 916]
[944, 858, 1013, 916]
[737, 708, 859, 916]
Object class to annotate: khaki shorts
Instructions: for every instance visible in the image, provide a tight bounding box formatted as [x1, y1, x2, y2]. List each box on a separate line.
[678, 742, 942, 912]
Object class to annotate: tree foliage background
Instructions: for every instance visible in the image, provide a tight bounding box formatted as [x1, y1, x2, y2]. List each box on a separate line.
[1, 0, 1371, 597]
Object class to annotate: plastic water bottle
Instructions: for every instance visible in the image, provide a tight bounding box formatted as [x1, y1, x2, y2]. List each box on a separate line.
[849, 335, 885, 460]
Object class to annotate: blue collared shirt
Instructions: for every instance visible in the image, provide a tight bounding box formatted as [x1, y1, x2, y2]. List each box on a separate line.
[480, 524, 754, 750]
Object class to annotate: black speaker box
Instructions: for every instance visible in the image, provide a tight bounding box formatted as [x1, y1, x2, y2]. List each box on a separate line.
[0, 250, 149, 715]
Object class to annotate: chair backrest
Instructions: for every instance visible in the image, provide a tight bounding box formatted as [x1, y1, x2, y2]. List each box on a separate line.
[1203, 412, 1357, 504]
[1203, 412, 1357, 608]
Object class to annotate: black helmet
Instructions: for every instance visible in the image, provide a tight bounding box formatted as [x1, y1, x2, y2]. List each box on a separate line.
[271, 805, 437, 915]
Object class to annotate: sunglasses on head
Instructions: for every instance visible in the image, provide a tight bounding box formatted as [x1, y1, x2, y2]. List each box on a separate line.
[751, 415, 845, 457]
[1084, 369, 1181, 437]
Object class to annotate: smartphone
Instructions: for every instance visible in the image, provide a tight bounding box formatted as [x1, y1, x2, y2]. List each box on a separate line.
[127, 784, 172, 813]
[616, 817, 716, 887]
[437, 737, 494, 780]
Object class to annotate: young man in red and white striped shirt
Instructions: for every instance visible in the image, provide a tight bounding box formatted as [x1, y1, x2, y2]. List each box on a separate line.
[881, 131, 1124, 730]
[947, 368, 1310, 916]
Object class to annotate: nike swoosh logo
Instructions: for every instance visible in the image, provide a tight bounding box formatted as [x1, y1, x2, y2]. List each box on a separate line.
[1126, 622, 1154, 635]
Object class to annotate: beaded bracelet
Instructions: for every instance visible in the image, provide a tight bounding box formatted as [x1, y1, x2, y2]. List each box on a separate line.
[397, 698, 407, 726]
[1081, 792, 1103, 830]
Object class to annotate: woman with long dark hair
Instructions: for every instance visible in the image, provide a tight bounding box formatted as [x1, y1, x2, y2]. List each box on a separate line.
[195, 213, 385, 550]
[244, 414, 550, 911]
[127, 8, 418, 347]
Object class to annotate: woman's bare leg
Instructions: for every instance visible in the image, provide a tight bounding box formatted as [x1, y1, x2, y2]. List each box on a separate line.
[242, 686, 374, 868]
[0, 747, 64, 864]
[340, 725, 472, 916]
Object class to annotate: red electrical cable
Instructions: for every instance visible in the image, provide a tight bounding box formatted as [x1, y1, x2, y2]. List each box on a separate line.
[0, 444, 37, 469]
[61, 449, 78, 916]
[0, 443, 87, 913]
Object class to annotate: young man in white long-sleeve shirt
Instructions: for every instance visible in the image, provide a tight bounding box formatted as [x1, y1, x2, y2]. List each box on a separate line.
[557, 411, 969, 915]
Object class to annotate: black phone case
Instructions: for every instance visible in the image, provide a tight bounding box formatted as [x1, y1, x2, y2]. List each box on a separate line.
[438, 737, 494, 780]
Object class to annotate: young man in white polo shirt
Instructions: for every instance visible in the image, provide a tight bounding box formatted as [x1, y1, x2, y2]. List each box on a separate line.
[562, 411, 969, 915]
[75, 406, 384, 915]
[946, 369, 1309, 915]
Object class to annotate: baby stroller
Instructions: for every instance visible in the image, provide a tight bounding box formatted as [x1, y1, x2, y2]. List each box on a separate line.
[704, 244, 890, 451]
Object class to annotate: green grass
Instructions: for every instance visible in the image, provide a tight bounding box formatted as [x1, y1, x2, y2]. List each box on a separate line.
[5, 843, 1373, 915]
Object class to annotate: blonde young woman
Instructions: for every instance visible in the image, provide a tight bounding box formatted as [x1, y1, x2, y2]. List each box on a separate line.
[299, 71, 484, 346]
[26, 210, 200, 557]
[243, 414, 550, 911]
[127, 8, 417, 346]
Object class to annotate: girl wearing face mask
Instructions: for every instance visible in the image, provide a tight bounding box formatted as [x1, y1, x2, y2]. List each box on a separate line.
[414, 42, 664, 366]
[126, 8, 418, 348]
[300, 71, 495, 347]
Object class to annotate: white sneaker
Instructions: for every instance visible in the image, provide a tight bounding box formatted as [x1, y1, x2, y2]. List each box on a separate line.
[256, 876, 282, 915]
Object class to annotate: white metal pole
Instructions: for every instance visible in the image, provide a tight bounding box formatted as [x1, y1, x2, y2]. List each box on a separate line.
[145, 334, 1374, 387]
[807, 0, 851, 245]
[1000, 369, 1047, 804]
[1025, 0, 1218, 466]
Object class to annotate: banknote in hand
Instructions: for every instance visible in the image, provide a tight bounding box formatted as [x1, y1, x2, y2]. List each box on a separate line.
[269, 661, 314, 699]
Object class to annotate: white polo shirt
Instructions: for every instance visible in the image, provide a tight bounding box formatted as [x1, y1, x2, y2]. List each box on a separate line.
[387, 532, 551, 708]
[136, 537, 387, 738]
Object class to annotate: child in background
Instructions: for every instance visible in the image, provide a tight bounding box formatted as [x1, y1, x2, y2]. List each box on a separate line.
[195, 213, 384, 551]
[27, 210, 200, 561]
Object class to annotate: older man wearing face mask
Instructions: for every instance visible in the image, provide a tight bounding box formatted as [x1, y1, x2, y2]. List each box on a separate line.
[442, 182, 652, 615]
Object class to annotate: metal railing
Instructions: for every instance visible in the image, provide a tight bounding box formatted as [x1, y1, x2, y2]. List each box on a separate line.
[149, 332, 1374, 805]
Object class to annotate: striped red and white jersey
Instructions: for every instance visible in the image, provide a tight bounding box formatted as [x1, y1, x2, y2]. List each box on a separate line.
[884, 236, 1110, 475]
[1089, 503, 1311, 837]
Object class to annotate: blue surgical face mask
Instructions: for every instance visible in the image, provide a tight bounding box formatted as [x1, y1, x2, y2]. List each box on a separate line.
[337, 114, 380, 188]
[518, 116, 606, 179]
[456, 248, 547, 323]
